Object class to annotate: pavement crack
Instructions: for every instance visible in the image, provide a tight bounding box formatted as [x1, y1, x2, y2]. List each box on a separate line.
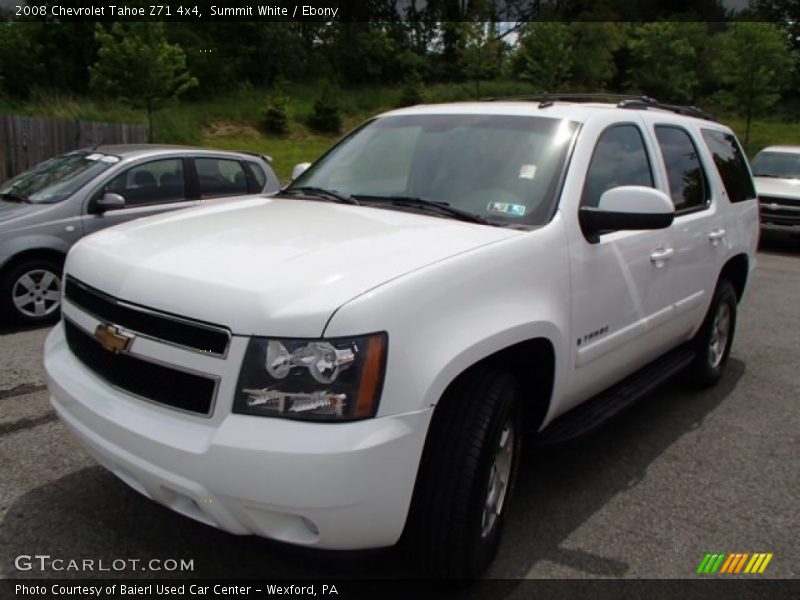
[0, 383, 47, 401]
[0, 413, 57, 436]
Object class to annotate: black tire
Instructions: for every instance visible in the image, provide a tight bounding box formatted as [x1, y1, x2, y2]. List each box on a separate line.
[404, 368, 521, 579]
[686, 280, 737, 388]
[0, 258, 63, 325]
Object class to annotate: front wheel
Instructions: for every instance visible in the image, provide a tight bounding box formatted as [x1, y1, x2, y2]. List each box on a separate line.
[0, 258, 63, 325]
[404, 369, 521, 578]
[686, 280, 738, 387]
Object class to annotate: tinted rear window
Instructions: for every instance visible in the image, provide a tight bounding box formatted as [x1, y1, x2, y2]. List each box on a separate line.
[701, 130, 756, 203]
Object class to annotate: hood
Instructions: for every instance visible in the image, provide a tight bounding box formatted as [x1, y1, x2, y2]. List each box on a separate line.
[754, 177, 800, 201]
[66, 196, 519, 336]
[0, 199, 53, 227]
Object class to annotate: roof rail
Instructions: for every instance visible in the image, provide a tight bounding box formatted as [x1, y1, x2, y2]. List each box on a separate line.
[483, 93, 715, 121]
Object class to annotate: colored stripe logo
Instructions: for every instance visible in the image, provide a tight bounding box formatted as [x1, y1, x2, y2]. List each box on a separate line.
[697, 552, 773, 574]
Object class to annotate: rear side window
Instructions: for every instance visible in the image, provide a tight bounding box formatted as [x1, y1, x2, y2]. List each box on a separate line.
[655, 126, 709, 212]
[582, 124, 654, 208]
[196, 158, 249, 198]
[700, 130, 756, 203]
[249, 162, 268, 190]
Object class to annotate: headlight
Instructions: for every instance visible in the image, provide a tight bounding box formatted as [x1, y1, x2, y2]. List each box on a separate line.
[233, 333, 387, 421]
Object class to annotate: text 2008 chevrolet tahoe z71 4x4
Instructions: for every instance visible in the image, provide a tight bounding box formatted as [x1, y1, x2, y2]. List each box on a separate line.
[45, 98, 759, 578]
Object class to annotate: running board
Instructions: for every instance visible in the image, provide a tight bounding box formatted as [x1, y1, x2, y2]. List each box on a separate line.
[536, 345, 696, 446]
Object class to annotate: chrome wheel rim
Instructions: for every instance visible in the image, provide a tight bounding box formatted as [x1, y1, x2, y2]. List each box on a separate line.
[708, 302, 731, 369]
[481, 418, 515, 539]
[12, 269, 61, 318]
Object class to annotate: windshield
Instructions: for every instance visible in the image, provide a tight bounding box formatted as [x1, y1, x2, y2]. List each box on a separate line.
[288, 114, 579, 226]
[751, 151, 800, 179]
[0, 151, 118, 204]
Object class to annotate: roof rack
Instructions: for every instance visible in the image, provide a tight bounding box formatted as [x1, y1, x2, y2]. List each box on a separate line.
[483, 93, 715, 121]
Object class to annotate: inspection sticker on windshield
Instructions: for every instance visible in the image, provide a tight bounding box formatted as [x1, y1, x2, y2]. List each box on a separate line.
[488, 202, 526, 217]
[518, 164, 537, 179]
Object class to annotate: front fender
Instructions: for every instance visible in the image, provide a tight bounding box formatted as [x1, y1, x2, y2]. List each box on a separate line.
[324, 215, 572, 422]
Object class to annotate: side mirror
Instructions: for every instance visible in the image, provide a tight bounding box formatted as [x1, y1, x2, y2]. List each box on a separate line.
[579, 186, 674, 243]
[291, 162, 311, 180]
[94, 192, 126, 213]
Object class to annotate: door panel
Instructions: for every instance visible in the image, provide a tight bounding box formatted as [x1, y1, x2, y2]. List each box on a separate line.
[565, 119, 679, 410]
[82, 157, 198, 236]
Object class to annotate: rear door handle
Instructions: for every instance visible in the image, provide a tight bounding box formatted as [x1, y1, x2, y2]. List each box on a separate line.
[709, 228, 726, 245]
[650, 247, 674, 267]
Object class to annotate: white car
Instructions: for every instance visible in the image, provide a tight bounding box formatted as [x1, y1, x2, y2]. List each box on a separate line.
[44, 96, 759, 578]
[751, 145, 800, 235]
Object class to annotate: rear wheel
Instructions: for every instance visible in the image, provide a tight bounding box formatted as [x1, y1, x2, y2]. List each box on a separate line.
[0, 258, 63, 325]
[686, 280, 737, 387]
[405, 368, 521, 578]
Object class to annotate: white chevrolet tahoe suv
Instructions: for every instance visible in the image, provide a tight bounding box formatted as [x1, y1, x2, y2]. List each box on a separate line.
[44, 96, 759, 578]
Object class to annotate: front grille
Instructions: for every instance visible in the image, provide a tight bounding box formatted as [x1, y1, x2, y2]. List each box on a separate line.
[64, 319, 217, 415]
[759, 195, 800, 207]
[64, 277, 230, 355]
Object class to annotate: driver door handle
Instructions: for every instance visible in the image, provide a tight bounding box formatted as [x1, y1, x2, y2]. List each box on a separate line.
[650, 247, 674, 267]
[709, 228, 727, 245]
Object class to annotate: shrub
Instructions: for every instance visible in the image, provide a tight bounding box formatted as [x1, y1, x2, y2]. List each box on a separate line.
[260, 92, 289, 134]
[307, 83, 342, 133]
[398, 71, 426, 107]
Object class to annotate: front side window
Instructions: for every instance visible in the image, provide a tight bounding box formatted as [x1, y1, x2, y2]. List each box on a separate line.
[701, 130, 756, 203]
[655, 126, 709, 212]
[196, 158, 249, 198]
[105, 158, 186, 206]
[289, 114, 579, 226]
[751, 151, 800, 180]
[581, 124, 654, 208]
[0, 152, 116, 204]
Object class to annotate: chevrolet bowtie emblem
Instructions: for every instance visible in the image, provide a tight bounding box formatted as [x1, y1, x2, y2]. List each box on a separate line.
[93, 323, 133, 354]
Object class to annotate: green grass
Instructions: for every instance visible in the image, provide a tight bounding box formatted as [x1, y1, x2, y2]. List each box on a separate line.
[3, 82, 799, 179]
[722, 117, 800, 158]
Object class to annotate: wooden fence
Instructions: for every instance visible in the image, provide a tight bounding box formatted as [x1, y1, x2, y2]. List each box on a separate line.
[0, 115, 148, 183]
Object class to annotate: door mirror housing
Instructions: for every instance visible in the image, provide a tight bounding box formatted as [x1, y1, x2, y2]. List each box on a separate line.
[94, 192, 126, 213]
[291, 162, 311, 181]
[579, 186, 675, 243]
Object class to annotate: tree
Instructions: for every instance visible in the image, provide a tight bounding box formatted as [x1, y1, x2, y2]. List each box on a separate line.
[626, 22, 702, 103]
[712, 22, 793, 149]
[90, 23, 197, 141]
[462, 22, 505, 98]
[512, 22, 573, 93]
[568, 22, 627, 91]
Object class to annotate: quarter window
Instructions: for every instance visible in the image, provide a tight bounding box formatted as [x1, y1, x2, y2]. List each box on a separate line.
[582, 124, 654, 208]
[196, 158, 249, 198]
[700, 130, 756, 203]
[655, 126, 709, 212]
[105, 159, 185, 206]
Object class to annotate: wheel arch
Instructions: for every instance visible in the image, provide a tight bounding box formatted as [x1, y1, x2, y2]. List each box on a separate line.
[434, 337, 556, 435]
[719, 253, 749, 302]
[0, 248, 67, 278]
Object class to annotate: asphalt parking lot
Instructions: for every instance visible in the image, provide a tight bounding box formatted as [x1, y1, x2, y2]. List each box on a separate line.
[1, 234, 798, 583]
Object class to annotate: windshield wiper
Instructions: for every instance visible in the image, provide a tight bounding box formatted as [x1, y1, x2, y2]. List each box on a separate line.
[281, 186, 360, 205]
[0, 191, 31, 204]
[354, 195, 491, 225]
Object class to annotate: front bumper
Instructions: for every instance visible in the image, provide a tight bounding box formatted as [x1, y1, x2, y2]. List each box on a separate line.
[45, 323, 432, 549]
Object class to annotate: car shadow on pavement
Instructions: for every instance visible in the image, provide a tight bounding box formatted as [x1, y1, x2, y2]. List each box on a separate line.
[0, 360, 744, 585]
